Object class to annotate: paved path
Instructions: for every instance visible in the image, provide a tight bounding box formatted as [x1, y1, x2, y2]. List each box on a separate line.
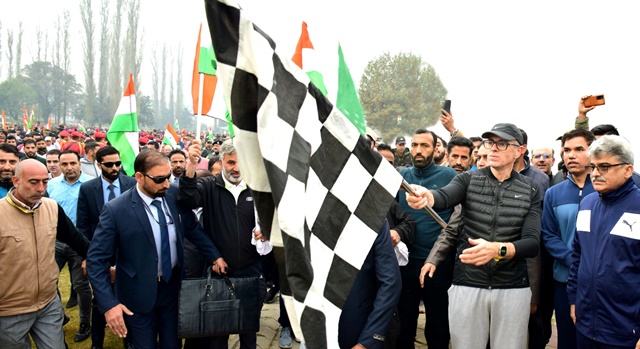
[229, 295, 558, 349]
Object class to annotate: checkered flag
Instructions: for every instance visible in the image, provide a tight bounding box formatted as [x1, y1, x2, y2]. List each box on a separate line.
[205, 1, 402, 347]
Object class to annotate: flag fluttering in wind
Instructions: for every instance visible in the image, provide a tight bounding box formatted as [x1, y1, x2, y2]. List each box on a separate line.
[163, 123, 180, 148]
[292, 22, 328, 96]
[29, 107, 35, 130]
[1, 110, 7, 130]
[46, 116, 52, 131]
[174, 117, 180, 132]
[192, 23, 218, 117]
[205, 1, 402, 347]
[107, 74, 139, 176]
[77, 121, 87, 134]
[22, 104, 29, 133]
[291, 23, 366, 136]
[336, 44, 366, 136]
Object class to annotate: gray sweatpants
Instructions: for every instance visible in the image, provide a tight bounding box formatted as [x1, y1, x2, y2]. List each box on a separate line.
[448, 285, 531, 349]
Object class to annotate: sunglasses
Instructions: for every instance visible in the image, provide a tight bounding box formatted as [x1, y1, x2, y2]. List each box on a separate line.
[100, 161, 122, 168]
[141, 172, 171, 184]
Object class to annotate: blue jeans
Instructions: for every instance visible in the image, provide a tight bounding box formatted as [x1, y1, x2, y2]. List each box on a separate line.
[0, 295, 65, 349]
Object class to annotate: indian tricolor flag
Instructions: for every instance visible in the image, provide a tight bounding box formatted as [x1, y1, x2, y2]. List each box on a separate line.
[163, 123, 180, 148]
[291, 23, 365, 136]
[77, 121, 87, 134]
[23, 104, 29, 133]
[292, 22, 328, 95]
[192, 23, 217, 117]
[1, 110, 7, 130]
[107, 74, 138, 176]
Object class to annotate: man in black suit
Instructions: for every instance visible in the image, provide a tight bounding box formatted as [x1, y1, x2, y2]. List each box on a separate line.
[87, 150, 224, 349]
[338, 219, 402, 349]
[77, 146, 136, 349]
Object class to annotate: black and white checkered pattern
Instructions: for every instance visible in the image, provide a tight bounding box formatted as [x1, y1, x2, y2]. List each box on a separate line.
[205, 1, 402, 347]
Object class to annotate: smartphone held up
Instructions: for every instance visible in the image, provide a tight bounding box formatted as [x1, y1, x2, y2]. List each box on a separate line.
[584, 95, 605, 108]
[442, 100, 451, 115]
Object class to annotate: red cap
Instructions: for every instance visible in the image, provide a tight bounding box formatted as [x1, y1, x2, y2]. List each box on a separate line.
[139, 137, 149, 145]
[94, 132, 106, 139]
[71, 131, 82, 138]
[59, 131, 70, 137]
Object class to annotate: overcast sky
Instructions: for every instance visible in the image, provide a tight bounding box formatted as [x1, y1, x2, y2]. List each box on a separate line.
[5, 0, 640, 163]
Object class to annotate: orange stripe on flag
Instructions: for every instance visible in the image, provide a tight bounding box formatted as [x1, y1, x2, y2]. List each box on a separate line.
[124, 74, 135, 97]
[292, 22, 314, 69]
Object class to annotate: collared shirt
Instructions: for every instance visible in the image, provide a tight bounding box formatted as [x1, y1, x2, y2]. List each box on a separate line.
[135, 185, 178, 276]
[101, 177, 122, 204]
[47, 172, 93, 226]
[222, 174, 246, 204]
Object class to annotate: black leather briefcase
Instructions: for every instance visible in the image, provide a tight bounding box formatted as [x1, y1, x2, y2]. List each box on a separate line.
[178, 270, 263, 338]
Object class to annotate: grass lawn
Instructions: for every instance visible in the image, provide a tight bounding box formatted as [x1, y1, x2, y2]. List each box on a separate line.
[52, 267, 122, 349]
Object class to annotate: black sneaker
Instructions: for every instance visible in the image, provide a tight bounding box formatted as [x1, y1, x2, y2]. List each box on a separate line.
[74, 323, 91, 342]
[264, 288, 278, 304]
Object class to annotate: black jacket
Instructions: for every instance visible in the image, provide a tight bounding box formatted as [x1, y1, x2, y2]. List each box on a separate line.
[432, 167, 542, 289]
[178, 174, 260, 271]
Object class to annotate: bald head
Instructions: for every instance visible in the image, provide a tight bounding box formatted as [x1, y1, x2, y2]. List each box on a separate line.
[12, 159, 49, 206]
[531, 146, 555, 175]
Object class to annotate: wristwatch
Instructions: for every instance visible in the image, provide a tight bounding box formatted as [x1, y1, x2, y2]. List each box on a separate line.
[493, 243, 507, 262]
[451, 129, 459, 137]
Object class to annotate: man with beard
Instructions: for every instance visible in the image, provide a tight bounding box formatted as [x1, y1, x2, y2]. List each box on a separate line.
[168, 149, 186, 183]
[22, 139, 47, 166]
[433, 135, 448, 166]
[0, 144, 20, 198]
[396, 129, 457, 349]
[36, 137, 48, 158]
[178, 139, 266, 349]
[47, 150, 94, 343]
[77, 146, 136, 349]
[87, 150, 223, 349]
[446, 136, 474, 174]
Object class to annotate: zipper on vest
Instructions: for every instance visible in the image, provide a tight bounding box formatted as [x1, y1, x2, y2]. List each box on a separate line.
[32, 213, 41, 305]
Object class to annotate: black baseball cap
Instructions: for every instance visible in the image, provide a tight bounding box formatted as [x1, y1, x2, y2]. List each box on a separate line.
[396, 136, 406, 145]
[482, 123, 523, 145]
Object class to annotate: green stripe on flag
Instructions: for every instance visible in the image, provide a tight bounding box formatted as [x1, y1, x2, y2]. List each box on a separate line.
[336, 44, 366, 136]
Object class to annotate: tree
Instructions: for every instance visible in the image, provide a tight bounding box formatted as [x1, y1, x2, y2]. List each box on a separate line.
[22, 61, 81, 125]
[137, 94, 154, 128]
[359, 52, 447, 142]
[0, 78, 36, 121]
[15, 22, 23, 79]
[6, 29, 14, 80]
[80, 0, 96, 124]
[96, 0, 111, 127]
[108, 0, 123, 114]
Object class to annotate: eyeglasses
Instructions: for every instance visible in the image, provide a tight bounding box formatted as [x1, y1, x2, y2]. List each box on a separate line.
[141, 172, 171, 184]
[100, 161, 122, 168]
[482, 139, 520, 151]
[533, 154, 551, 159]
[587, 163, 628, 174]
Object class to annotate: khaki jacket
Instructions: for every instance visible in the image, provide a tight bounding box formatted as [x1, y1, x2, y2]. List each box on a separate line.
[0, 197, 60, 316]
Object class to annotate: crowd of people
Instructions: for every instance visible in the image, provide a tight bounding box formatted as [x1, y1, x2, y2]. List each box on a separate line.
[0, 93, 638, 349]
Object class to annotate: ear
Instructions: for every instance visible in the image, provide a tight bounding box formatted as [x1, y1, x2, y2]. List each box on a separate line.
[624, 164, 634, 179]
[134, 172, 144, 183]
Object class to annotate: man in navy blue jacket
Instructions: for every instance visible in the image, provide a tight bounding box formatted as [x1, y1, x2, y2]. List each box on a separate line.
[339, 219, 401, 349]
[567, 135, 640, 348]
[87, 150, 223, 349]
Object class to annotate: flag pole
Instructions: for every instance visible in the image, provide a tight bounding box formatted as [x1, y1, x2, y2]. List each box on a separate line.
[401, 179, 447, 229]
